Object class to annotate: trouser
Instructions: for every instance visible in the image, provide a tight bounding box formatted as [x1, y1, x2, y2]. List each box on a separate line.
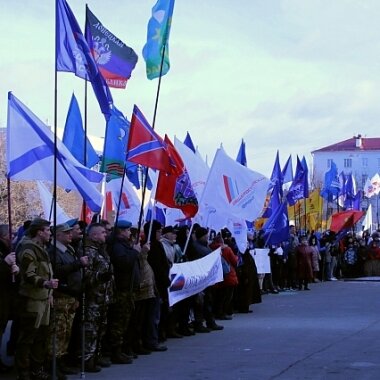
[48, 295, 77, 358]
[15, 313, 49, 372]
[107, 291, 134, 352]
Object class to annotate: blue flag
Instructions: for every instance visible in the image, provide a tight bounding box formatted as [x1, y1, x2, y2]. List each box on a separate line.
[236, 139, 247, 167]
[268, 150, 283, 196]
[262, 181, 281, 218]
[62, 94, 99, 168]
[301, 156, 309, 198]
[85, 6, 138, 89]
[183, 131, 196, 153]
[281, 155, 293, 184]
[262, 201, 290, 245]
[56, 0, 113, 118]
[286, 156, 308, 206]
[320, 161, 340, 201]
[142, 0, 175, 80]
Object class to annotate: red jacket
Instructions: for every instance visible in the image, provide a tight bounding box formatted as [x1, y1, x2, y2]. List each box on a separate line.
[210, 242, 238, 287]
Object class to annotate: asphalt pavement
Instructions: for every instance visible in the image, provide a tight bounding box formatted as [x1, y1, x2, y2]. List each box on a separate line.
[2, 279, 380, 380]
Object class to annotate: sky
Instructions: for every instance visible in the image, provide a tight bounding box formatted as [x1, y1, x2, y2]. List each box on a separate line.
[2, 0, 380, 178]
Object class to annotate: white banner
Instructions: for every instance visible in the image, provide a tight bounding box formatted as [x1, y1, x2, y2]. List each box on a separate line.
[168, 248, 223, 307]
[250, 248, 271, 274]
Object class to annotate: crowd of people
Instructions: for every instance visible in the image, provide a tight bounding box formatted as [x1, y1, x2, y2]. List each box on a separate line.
[0, 217, 378, 380]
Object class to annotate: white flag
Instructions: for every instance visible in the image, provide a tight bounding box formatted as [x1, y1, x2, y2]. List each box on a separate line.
[198, 148, 269, 224]
[174, 137, 209, 200]
[362, 204, 373, 233]
[363, 178, 376, 198]
[371, 173, 380, 196]
[106, 177, 141, 225]
[168, 248, 223, 306]
[7, 93, 104, 212]
[36, 181, 70, 224]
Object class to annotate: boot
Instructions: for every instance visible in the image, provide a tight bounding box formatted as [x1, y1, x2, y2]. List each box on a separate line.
[111, 349, 133, 364]
[84, 357, 102, 373]
[97, 355, 111, 368]
[17, 369, 31, 380]
[30, 366, 50, 380]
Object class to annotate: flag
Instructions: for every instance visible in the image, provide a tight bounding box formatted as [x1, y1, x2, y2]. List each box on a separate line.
[370, 173, 380, 196]
[174, 136, 209, 201]
[106, 176, 142, 225]
[198, 148, 269, 223]
[85, 6, 138, 89]
[168, 248, 223, 306]
[320, 161, 340, 200]
[145, 201, 166, 225]
[286, 156, 308, 206]
[142, 0, 175, 80]
[352, 191, 362, 211]
[262, 181, 281, 218]
[306, 189, 322, 214]
[330, 210, 364, 233]
[343, 173, 357, 209]
[262, 201, 289, 245]
[268, 150, 283, 196]
[7, 92, 104, 212]
[183, 131, 196, 153]
[37, 181, 70, 224]
[282, 155, 293, 184]
[155, 135, 198, 219]
[236, 139, 247, 167]
[56, 0, 113, 118]
[100, 105, 129, 178]
[126, 105, 172, 172]
[362, 204, 373, 232]
[301, 156, 309, 198]
[62, 93, 99, 168]
[363, 177, 376, 198]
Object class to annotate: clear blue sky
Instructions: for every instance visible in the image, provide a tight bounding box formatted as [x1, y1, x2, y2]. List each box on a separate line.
[2, 0, 380, 177]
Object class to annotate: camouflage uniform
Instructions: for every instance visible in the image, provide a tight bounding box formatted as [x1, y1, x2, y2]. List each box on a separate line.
[15, 237, 53, 377]
[82, 240, 113, 361]
[47, 241, 82, 358]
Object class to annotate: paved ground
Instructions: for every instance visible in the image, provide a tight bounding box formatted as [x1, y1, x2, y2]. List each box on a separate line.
[2, 279, 380, 379]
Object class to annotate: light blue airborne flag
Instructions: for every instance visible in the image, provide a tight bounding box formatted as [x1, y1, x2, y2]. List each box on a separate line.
[142, 0, 175, 80]
[62, 93, 99, 168]
[100, 106, 130, 179]
[236, 139, 247, 167]
[7, 92, 104, 212]
[56, 0, 113, 118]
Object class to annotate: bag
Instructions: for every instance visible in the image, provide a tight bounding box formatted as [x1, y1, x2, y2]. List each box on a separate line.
[221, 256, 231, 276]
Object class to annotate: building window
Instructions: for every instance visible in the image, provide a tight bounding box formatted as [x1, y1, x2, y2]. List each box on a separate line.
[362, 174, 368, 187]
[344, 158, 352, 168]
[327, 159, 332, 168]
[362, 158, 368, 167]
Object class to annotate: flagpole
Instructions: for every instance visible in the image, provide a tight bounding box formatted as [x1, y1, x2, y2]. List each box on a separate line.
[136, 41, 168, 239]
[52, 1, 59, 378]
[6, 177, 15, 283]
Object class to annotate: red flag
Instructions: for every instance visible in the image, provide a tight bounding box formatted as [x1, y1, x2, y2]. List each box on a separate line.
[80, 204, 93, 224]
[126, 105, 172, 172]
[155, 136, 198, 219]
[330, 210, 364, 233]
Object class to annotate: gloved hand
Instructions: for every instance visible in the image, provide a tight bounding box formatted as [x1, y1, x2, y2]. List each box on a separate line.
[98, 272, 112, 283]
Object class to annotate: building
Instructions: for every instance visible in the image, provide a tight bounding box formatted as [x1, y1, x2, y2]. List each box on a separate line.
[312, 135, 380, 229]
[312, 134, 380, 190]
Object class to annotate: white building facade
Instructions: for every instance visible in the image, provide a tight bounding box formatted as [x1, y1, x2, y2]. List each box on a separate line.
[312, 134, 380, 228]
